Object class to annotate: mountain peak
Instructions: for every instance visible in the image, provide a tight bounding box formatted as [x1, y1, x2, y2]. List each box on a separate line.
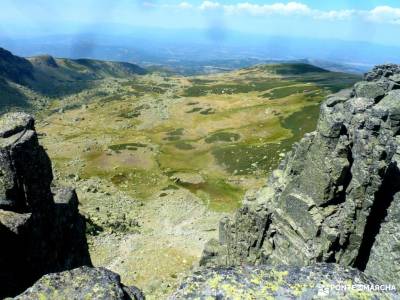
[28, 55, 58, 68]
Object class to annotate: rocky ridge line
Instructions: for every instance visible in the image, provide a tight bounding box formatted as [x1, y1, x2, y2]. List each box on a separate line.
[200, 64, 400, 290]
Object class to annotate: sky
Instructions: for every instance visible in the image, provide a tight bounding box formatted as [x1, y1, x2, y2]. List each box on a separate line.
[1, 0, 400, 46]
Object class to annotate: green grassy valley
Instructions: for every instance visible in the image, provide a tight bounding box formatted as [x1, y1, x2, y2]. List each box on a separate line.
[37, 63, 359, 211]
[0, 48, 361, 298]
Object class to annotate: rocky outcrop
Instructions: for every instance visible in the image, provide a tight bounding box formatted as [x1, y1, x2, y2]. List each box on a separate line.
[200, 64, 400, 289]
[0, 112, 91, 298]
[13, 266, 144, 300]
[171, 263, 396, 299]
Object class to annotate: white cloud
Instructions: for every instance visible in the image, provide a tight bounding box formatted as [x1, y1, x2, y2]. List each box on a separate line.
[177, 2, 193, 9]
[365, 6, 400, 24]
[165, 1, 400, 25]
[315, 9, 354, 21]
[199, 1, 221, 11]
[224, 2, 311, 16]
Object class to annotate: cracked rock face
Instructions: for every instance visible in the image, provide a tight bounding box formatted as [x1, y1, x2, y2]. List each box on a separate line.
[0, 112, 91, 298]
[200, 65, 400, 289]
[171, 263, 396, 299]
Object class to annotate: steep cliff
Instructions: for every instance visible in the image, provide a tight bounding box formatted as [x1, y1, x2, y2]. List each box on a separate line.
[200, 64, 400, 289]
[0, 113, 91, 297]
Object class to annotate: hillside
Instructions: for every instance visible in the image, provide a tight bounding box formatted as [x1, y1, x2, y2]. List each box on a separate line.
[0, 47, 146, 112]
[0, 47, 34, 83]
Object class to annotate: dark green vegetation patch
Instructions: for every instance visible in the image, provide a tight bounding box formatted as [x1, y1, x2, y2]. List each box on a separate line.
[205, 132, 241, 144]
[183, 80, 292, 97]
[262, 63, 329, 75]
[262, 85, 320, 99]
[174, 141, 195, 150]
[212, 143, 283, 175]
[108, 143, 147, 152]
[120, 81, 167, 95]
[200, 108, 215, 115]
[212, 104, 322, 175]
[164, 128, 185, 141]
[186, 107, 203, 113]
[175, 177, 243, 211]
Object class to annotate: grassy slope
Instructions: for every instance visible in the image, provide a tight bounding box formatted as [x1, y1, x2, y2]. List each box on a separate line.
[26, 56, 147, 96]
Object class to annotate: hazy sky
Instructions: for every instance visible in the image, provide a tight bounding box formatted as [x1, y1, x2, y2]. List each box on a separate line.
[1, 1, 400, 46]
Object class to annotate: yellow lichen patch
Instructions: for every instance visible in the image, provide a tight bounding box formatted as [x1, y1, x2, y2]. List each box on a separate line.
[208, 274, 223, 290]
[290, 283, 309, 297]
[220, 283, 253, 300]
[258, 269, 289, 294]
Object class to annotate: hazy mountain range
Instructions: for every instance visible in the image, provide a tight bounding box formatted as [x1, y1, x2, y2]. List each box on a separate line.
[1, 29, 399, 75]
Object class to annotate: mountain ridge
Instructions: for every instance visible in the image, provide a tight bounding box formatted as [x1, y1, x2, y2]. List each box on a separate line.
[0, 47, 147, 112]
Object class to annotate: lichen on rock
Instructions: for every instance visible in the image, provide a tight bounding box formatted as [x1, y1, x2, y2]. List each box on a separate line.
[171, 263, 396, 299]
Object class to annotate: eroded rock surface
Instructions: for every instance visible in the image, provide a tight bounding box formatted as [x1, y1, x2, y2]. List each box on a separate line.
[0, 112, 91, 298]
[13, 266, 144, 300]
[171, 263, 396, 299]
[201, 65, 400, 289]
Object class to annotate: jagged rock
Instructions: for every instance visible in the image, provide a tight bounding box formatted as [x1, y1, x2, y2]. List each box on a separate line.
[171, 263, 397, 299]
[201, 65, 400, 289]
[0, 113, 91, 298]
[0, 112, 52, 211]
[13, 266, 145, 300]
